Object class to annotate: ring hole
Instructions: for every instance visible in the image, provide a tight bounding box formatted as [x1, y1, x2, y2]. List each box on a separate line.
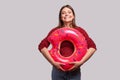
[48, 44, 52, 50]
[60, 40, 75, 57]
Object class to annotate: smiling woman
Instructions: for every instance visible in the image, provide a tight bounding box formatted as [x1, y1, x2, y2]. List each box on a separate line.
[38, 5, 96, 80]
[57, 5, 76, 28]
[61, 7, 74, 23]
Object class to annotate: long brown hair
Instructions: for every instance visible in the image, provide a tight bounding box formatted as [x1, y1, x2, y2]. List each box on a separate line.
[57, 5, 77, 28]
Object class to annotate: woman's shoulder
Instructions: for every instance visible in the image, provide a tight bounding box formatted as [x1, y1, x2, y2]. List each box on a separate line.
[74, 26, 89, 37]
[47, 27, 59, 36]
[75, 26, 86, 32]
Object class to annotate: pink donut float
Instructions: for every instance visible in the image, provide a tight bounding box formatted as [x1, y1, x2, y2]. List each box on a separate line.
[48, 27, 87, 70]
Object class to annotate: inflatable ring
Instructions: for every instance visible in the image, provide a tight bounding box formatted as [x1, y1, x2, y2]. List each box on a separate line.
[48, 27, 87, 70]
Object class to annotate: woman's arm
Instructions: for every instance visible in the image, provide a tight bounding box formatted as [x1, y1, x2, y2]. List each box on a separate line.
[40, 47, 55, 65]
[68, 48, 96, 71]
[79, 48, 96, 65]
[40, 47, 65, 71]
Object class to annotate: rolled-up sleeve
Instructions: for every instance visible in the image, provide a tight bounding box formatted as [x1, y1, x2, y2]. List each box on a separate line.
[38, 27, 58, 52]
[86, 37, 97, 49]
[38, 37, 50, 52]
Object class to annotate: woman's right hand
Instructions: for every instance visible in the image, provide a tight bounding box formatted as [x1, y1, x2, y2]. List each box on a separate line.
[40, 48, 66, 71]
[53, 61, 65, 71]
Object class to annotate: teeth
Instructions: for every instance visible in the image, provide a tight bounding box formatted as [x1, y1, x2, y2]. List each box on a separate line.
[65, 17, 69, 18]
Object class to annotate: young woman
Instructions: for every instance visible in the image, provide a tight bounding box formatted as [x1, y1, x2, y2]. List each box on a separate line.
[38, 5, 97, 80]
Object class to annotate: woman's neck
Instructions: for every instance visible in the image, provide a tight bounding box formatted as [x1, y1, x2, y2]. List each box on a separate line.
[64, 22, 72, 28]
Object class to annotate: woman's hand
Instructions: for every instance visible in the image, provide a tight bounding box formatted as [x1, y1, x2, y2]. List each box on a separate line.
[67, 48, 96, 71]
[53, 62, 66, 71]
[68, 61, 83, 71]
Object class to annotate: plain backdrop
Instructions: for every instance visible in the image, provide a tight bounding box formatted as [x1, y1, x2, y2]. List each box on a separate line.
[0, 0, 120, 80]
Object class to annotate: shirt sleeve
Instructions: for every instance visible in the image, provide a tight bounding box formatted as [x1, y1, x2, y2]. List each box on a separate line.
[38, 27, 58, 52]
[76, 27, 97, 50]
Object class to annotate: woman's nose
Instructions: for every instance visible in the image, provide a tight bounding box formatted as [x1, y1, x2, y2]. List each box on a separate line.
[65, 13, 68, 16]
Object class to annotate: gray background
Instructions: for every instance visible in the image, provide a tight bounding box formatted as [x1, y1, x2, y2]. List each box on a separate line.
[0, 0, 120, 80]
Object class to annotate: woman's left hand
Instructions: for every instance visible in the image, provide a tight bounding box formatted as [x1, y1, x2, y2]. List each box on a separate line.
[68, 61, 83, 71]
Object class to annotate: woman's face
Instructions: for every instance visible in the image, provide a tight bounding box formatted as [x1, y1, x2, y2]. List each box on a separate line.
[61, 7, 74, 23]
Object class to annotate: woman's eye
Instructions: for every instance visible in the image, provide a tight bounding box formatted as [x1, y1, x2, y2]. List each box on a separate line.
[61, 12, 65, 15]
[68, 11, 71, 14]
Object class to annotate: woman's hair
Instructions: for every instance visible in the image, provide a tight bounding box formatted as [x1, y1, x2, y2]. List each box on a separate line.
[57, 5, 77, 28]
